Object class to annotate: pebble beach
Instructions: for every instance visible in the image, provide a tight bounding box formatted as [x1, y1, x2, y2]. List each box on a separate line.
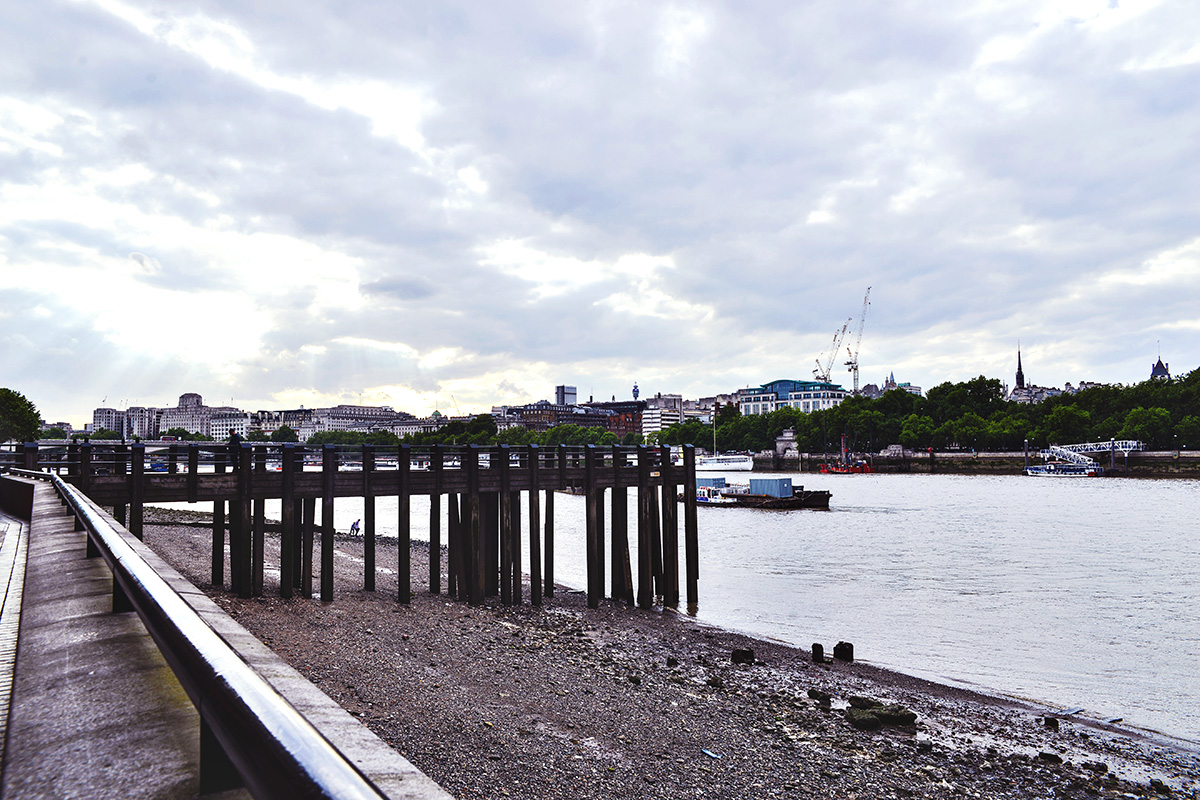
[141, 508, 1200, 799]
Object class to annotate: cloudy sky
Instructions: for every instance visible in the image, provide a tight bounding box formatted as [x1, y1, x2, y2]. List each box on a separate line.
[2, 0, 1198, 426]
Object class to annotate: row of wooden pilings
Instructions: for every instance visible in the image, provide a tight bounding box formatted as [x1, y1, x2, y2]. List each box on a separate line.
[9, 442, 700, 611]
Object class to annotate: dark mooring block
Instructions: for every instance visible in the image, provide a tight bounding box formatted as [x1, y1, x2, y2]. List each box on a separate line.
[833, 641, 854, 662]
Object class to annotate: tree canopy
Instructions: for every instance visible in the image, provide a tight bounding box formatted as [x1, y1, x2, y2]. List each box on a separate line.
[654, 368, 1200, 454]
[0, 388, 40, 443]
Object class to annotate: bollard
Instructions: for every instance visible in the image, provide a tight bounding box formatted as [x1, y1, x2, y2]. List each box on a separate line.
[812, 643, 825, 664]
[833, 641, 854, 662]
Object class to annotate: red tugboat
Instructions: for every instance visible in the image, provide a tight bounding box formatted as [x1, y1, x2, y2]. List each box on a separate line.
[819, 434, 874, 474]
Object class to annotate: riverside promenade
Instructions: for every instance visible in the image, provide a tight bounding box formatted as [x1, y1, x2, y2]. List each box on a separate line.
[0, 472, 452, 799]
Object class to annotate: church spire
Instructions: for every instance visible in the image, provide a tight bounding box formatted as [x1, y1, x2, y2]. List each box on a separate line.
[1015, 344, 1025, 389]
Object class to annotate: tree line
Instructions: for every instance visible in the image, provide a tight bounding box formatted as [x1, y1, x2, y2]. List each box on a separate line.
[656, 368, 1200, 454]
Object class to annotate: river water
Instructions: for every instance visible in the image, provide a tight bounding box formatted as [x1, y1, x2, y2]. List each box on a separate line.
[164, 472, 1200, 745]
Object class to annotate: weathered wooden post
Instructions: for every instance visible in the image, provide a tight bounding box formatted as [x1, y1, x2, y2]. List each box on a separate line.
[236, 444, 253, 599]
[611, 446, 634, 606]
[584, 445, 601, 609]
[80, 441, 93, 496]
[280, 443, 296, 598]
[362, 444, 376, 591]
[130, 443, 145, 540]
[683, 445, 699, 611]
[510, 449, 522, 606]
[168, 444, 179, 474]
[528, 444, 542, 607]
[320, 444, 336, 602]
[430, 445, 444, 594]
[113, 446, 127, 527]
[213, 447, 227, 586]
[447, 490, 460, 598]
[187, 445, 199, 503]
[499, 445, 513, 605]
[661, 447, 680, 608]
[466, 446, 484, 606]
[482, 491, 499, 598]
[636, 445, 652, 608]
[252, 446, 267, 597]
[397, 444, 411, 604]
[301, 496, 316, 599]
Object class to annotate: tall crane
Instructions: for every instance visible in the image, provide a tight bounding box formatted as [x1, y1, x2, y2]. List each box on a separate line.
[844, 286, 872, 395]
[813, 318, 852, 383]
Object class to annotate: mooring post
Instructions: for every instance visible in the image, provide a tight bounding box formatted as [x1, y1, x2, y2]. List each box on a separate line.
[252, 447, 266, 597]
[212, 450, 226, 586]
[458, 491, 472, 601]
[447, 491, 460, 598]
[129, 443, 145, 541]
[683, 445, 699, 611]
[279, 443, 296, 598]
[320, 444, 336, 602]
[595, 449, 604, 604]
[168, 444, 179, 475]
[466, 446, 484, 606]
[612, 446, 633, 605]
[397, 444, 411, 604]
[362, 444, 376, 592]
[430, 445, 444, 594]
[528, 445, 542, 606]
[636, 445, 653, 608]
[499, 445, 513, 605]
[187, 445, 199, 502]
[584, 445, 600, 609]
[301, 496, 316, 599]
[511, 451, 522, 606]
[114, 446, 127, 527]
[80, 441, 92, 496]
[236, 444, 253, 598]
[661, 448, 680, 608]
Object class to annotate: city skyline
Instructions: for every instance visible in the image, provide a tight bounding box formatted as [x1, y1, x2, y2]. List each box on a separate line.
[3, 2, 1199, 426]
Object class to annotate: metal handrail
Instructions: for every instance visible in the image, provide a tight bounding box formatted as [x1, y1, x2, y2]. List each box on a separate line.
[39, 469, 393, 800]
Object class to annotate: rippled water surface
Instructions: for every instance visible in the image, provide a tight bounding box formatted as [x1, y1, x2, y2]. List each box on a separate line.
[169, 472, 1200, 743]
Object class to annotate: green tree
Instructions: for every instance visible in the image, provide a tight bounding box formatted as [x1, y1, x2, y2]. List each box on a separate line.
[1175, 415, 1200, 450]
[1118, 407, 1172, 449]
[898, 414, 935, 449]
[269, 425, 299, 443]
[39, 427, 68, 440]
[0, 388, 40, 443]
[1042, 405, 1091, 445]
[90, 427, 122, 440]
[247, 429, 269, 442]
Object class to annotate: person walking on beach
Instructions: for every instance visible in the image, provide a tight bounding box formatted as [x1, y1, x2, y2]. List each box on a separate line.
[350, 519, 360, 536]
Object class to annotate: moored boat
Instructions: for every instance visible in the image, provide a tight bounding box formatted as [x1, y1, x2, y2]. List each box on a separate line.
[694, 453, 754, 471]
[1024, 463, 1100, 477]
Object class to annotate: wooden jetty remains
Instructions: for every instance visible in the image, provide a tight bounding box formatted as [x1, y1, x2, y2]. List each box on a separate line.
[5, 442, 701, 611]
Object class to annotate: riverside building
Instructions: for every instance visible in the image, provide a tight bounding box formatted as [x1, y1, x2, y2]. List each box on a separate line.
[737, 379, 848, 415]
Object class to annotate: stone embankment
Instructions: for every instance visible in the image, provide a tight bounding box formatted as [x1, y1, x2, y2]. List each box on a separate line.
[142, 508, 1200, 799]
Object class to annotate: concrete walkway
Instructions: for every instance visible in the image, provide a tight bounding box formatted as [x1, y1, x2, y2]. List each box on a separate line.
[0, 478, 246, 799]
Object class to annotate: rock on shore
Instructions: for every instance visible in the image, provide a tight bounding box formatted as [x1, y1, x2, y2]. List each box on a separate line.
[140, 510, 1199, 799]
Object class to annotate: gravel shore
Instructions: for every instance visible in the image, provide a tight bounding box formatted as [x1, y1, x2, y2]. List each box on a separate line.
[142, 508, 1199, 799]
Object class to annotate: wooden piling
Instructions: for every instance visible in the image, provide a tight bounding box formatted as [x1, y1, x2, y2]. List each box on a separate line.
[114, 447, 127, 527]
[301, 496, 315, 599]
[430, 445, 444, 594]
[280, 443, 296, 599]
[611, 446, 633, 606]
[236, 444, 252, 599]
[683, 445, 699, 610]
[447, 491, 460, 598]
[543, 481, 554, 598]
[397, 444, 411, 604]
[186, 445, 199, 502]
[252, 447, 266, 597]
[320, 445, 336, 602]
[466, 446, 483, 606]
[636, 445, 652, 608]
[212, 452, 226, 587]
[660, 449, 679, 608]
[363, 445, 376, 592]
[129, 443, 144, 540]
[585, 446, 600, 609]
[528, 445, 542, 607]
[499, 445, 513, 605]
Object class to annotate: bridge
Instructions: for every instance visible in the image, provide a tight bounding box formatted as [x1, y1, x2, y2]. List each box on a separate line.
[0, 443, 701, 798]
[1036, 440, 1144, 474]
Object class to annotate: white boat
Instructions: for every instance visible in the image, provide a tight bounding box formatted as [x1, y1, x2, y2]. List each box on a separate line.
[695, 454, 753, 472]
[1024, 463, 1100, 477]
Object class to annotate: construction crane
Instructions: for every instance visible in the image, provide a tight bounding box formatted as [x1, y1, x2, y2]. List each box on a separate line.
[844, 286, 872, 394]
[813, 318, 852, 383]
